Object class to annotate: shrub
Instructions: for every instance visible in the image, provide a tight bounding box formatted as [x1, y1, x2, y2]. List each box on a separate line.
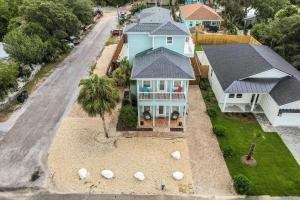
[207, 107, 217, 118]
[122, 97, 130, 106]
[213, 125, 225, 137]
[199, 79, 210, 91]
[118, 105, 137, 129]
[0, 61, 18, 100]
[222, 147, 233, 159]
[233, 174, 251, 195]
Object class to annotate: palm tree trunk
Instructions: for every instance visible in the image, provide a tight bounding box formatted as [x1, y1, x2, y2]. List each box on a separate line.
[247, 143, 256, 160]
[101, 115, 109, 138]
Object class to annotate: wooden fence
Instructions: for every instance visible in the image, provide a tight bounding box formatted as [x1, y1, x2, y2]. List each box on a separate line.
[192, 33, 261, 45]
[106, 35, 125, 75]
[189, 54, 201, 85]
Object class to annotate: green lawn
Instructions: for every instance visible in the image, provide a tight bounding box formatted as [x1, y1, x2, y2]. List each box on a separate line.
[200, 79, 300, 196]
[195, 44, 203, 51]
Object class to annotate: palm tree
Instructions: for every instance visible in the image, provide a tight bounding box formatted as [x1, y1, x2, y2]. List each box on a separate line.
[246, 131, 264, 160]
[112, 58, 132, 88]
[78, 75, 119, 138]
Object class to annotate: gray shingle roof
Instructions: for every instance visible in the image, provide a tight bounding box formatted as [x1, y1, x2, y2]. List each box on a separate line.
[150, 21, 190, 35]
[131, 47, 195, 79]
[125, 23, 160, 33]
[225, 78, 280, 93]
[136, 7, 172, 23]
[270, 78, 300, 106]
[125, 21, 190, 36]
[203, 44, 300, 105]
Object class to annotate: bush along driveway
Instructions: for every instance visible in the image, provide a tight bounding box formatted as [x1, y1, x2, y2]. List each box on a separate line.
[200, 79, 300, 196]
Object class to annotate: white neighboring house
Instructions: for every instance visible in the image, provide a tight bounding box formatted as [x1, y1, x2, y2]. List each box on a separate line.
[0, 42, 9, 60]
[202, 44, 300, 127]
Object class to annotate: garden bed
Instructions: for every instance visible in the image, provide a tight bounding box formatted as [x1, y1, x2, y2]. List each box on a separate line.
[200, 79, 300, 196]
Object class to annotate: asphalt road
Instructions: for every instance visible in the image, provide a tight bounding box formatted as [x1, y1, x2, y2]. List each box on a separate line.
[0, 11, 117, 190]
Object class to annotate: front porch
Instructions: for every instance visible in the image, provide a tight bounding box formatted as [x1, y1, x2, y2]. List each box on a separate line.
[219, 103, 264, 113]
[137, 105, 187, 131]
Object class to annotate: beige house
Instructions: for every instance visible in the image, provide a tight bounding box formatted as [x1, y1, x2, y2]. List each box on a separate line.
[145, 0, 176, 6]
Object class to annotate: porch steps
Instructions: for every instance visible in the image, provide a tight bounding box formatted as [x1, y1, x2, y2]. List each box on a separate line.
[123, 131, 184, 138]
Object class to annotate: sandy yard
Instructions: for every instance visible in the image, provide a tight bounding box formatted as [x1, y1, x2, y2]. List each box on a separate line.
[186, 86, 234, 195]
[48, 118, 193, 194]
[93, 44, 118, 76]
[48, 97, 193, 195]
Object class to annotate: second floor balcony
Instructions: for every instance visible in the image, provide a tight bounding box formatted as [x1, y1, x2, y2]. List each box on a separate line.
[138, 92, 186, 101]
[184, 37, 195, 57]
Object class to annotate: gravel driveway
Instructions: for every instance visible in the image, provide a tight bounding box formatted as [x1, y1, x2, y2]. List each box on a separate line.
[0, 11, 117, 190]
[185, 86, 234, 195]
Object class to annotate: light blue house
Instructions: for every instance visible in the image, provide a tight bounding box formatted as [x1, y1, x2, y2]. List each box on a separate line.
[124, 7, 195, 131]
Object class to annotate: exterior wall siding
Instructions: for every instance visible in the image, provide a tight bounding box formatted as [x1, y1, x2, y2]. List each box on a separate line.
[208, 66, 225, 103]
[127, 34, 152, 61]
[153, 36, 186, 55]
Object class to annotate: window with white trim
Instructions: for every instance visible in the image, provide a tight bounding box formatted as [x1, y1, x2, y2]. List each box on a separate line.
[237, 94, 243, 98]
[189, 21, 193, 27]
[144, 106, 151, 112]
[173, 106, 179, 112]
[173, 80, 182, 89]
[143, 80, 151, 88]
[166, 36, 173, 44]
[229, 94, 235, 98]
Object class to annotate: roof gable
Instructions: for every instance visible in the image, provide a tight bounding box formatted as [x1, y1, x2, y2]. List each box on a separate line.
[132, 47, 195, 79]
[150, 21, 190, 35]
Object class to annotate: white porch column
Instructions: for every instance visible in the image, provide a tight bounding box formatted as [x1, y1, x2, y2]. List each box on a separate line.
[168, 106, 171, 128]
[222, 93, 228, 112]
[183, 105, 187, 131]
[251, 94, 258, 112]
[152, 105, 155, 127]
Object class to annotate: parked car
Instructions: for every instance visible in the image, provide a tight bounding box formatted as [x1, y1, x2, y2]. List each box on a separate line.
[207, 25, 219, 33]
[111, 29, 123, 37]
[17, 91, 28, 103]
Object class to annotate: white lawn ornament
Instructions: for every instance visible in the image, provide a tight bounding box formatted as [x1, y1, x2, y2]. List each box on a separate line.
[134, 172, 145, 181]
[101, 170, 114, 179]
[171, 151, 181, 160]
[78, 168, 90, 180]
[172, 171, 184, 180]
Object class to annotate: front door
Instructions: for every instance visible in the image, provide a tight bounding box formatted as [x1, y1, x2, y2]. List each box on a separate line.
[156, 106, 166, 117]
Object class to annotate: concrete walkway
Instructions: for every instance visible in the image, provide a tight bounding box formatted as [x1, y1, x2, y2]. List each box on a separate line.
[185, 86, 233, 195]
[276, 127, 300, 165]
[255, 114, 300, 165]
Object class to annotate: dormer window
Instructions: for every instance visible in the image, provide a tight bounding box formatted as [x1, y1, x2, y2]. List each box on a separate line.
[166, 36, 173, 45]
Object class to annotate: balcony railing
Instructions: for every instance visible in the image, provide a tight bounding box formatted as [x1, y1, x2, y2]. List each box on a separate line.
[184, 38, 195, 57]
[138, 92, 186, 101]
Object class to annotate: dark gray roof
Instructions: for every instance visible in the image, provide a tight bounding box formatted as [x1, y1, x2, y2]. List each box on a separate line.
[136, 7, 172, 23]
[203, 44, 273, 90]
[150, 21, 190, 35]
[270, 78, 300, 106]
[203, 44, 300, 105]
[125, 23, 160, 33]
[132, 47, 195, 79]
[125, 21, 190, 36]
[225, 78, 280, 93]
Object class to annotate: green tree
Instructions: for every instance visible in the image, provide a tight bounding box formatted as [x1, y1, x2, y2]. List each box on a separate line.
[112, 58, 132, 87]
[217, 0, 244, 34]
[246, 131, 264, 160]
[58, 0, 93, 25]
[275, 5, 298, 19]
[0, 61, 18, 100]
[4, 29, 45, 64]
[78, 75, 119, 138]
[252, 0, 288, 22]
[20, 0, 81, 39]
[251, 14, 300, 70]
[0, 0, 9, 40]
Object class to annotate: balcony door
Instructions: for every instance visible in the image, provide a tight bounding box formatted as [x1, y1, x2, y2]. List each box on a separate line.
[156, 105, 166, 117]
[157, 80, 166, 92]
